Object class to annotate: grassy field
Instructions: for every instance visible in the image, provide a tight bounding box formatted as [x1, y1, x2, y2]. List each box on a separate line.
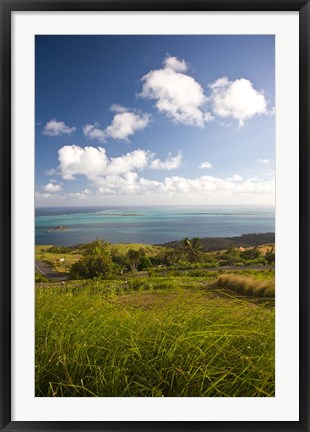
[35, 273, 275, 397]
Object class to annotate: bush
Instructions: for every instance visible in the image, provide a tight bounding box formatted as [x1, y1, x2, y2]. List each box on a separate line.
[137, 256, 152, 271]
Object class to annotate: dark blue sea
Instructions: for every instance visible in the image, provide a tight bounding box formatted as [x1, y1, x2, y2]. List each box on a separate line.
[35, 206, 275, 246]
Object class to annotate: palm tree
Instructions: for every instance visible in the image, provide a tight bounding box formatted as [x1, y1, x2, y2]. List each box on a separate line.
[181, 237, 203, 262]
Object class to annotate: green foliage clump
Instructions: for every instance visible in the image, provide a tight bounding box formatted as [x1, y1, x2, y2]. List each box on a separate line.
[265, 250, 275, 264]
[125, 248, 153, 272]
[70, 239, 114, 279]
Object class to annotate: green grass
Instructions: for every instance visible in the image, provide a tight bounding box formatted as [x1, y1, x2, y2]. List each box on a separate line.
[109, 243, 162, 256]
[35, 245, 82, 273]
[36, 276, 275, 397]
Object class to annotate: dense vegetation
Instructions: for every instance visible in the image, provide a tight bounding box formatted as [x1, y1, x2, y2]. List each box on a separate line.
[35, 237, 275, 397]
[163, 232, 275, 252]
[35, 236, 275, 279]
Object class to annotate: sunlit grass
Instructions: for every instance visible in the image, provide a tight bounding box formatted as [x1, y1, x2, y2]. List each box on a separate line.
[36, 277, 274, 397]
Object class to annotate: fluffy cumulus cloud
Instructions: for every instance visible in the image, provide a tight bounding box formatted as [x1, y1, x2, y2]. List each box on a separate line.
[83, 110, 150, 142]
[257, 158, 271, 164]
[83, 123, 105, 141]
[42, 182, 63, 192]
[150, 152, 182, 170]
[199, 161, 212, 169]
[40, 144, 274, 204]
[163, 56, 188, 72]
[43, 119, 76, 136]
[56, 145, 184, 181]
[140, 55, 212, 127]
[105, 112, 150, 140]
[58, 146, 151, 180]
[208, 77, 268, 126]
[96, 173, 165, 196]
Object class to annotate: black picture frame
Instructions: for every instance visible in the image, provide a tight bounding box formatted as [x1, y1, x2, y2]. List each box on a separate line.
[1, 1, 309, 431]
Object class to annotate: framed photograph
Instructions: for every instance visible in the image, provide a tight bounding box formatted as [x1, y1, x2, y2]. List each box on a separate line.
[1, 0, 309, 431]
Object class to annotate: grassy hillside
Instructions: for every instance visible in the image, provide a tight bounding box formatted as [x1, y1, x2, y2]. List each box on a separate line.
[36, 273, 275, 397]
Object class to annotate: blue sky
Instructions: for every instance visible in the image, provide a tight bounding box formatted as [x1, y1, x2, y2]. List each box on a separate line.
[35, 35, 275, 206]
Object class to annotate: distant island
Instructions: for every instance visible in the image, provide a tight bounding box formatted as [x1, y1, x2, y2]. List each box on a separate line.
[100, 213, 142, 217]
[44, 226, 70, 233]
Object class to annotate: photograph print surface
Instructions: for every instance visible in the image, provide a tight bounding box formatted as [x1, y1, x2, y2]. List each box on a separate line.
[35, 35, 275, 397]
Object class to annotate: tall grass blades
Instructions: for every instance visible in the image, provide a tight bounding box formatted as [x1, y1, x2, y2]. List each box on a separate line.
[36, 282, 275, 397]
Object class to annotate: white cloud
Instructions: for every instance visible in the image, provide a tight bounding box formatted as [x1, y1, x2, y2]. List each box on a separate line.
[257, 158, 271, 164]
[67, 189, 90, 200]
[35, 191, 53, 200]
[163, 56, 188, 72]
[45, 144, 274, 205]
[110, 104, 128, 113]
[150, 152, 182, 170]
[44, 168, 60, 176]
[140, 55, 210, 127]
[58, 145, 151, 180]
[105, 112, 150, 141]
[83, 123, 105, 141]
[43, 119, 76, 136]
[225, 174, 242, 182]
[208, 77, 268, 126]
[204, 112, 215, 122]
[35, 188, 90, 202]
[36, 172, 274, 206]
[94, 173, 274, 204]
[57, 145, 183, 179]
[42, 182, 63, 192]
[199, 161, 212, 169]
[83, 111, 150, 142]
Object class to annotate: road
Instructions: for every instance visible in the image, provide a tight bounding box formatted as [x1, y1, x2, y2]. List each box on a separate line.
[35, 260, 69, 281]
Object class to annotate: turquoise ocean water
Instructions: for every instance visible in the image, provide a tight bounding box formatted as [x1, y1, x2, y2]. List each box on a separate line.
[35, 206, 275, 246]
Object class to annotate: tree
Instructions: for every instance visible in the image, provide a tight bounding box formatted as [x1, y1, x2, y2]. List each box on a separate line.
[70, 239, 113, 279]
[126, 248, 146, 272]
[180, 237, 203, 262]
[137, 256, 152, 271]
[265, 246, 275, 265]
